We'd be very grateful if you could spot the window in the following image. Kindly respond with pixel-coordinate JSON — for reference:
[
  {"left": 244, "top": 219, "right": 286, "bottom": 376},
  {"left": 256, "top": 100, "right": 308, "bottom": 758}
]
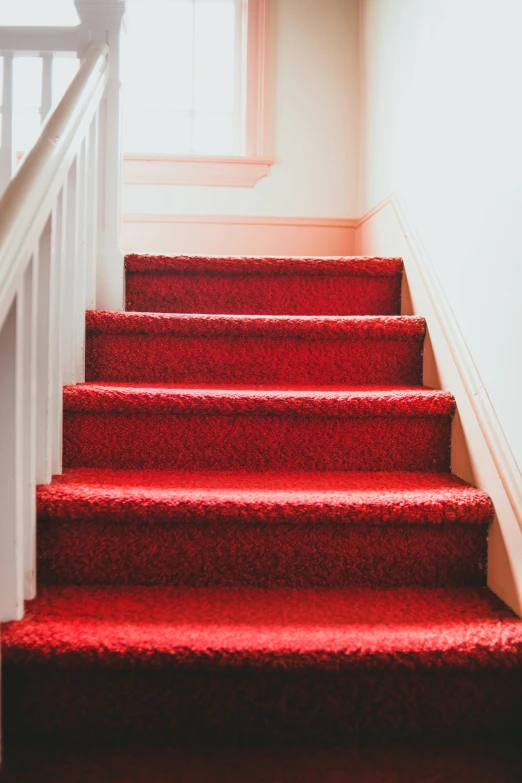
[
  {"left": 1, "top": 0, "right": 271, "bottom": 186},
  {"left": 121, "top": 0, "right": 272, "bottom": 186},
  {"left": 122, "top": 0, "right": 239, "bottom": 156}
]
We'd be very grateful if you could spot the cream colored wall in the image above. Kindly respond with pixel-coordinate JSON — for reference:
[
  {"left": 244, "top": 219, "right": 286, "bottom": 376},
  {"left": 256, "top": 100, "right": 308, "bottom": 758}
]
[
  {"left": 122, "top": 0, "right": 360, "bottom": 219},
  {"left": 359, "top": 0, "right": 522, "bottom": 470}
]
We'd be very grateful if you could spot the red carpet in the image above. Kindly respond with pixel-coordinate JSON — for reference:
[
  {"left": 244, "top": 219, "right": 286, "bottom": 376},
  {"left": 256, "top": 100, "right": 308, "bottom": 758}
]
[
  {"left": 86, "top": 312, "right": 425, "bottom": 385},
  {"left": 62, "top": 384, "right": 455, "bottom": 471},
  {"left": 125, "top": 254, "right": 404, "bottom": 315},
  {"left": 3, "top": 742, "right": 522, "bottom": 783},
  {"left": 2, "top": 252, "right": 522, "bottom": 745},
  {"left": 37, "top": 470, "right": 491, "bottom": 588},
  {"left": 4, "top": 587, "right": 522, "bottom": 741}
]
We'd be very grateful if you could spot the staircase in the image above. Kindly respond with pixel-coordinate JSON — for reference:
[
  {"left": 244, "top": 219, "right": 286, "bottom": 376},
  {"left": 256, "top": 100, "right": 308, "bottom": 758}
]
[{"left": 3, "top": 253, "right": 522, "bottom": 744}]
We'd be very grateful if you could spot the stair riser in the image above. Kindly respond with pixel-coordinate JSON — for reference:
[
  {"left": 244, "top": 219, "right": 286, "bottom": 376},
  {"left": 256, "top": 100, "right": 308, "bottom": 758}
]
[
  {"left": 63, "top": 412, "right": 452, "bottom": 472},
  {"left": 38, "top": 518, "right": 487, "bottom": 588},
  {"left": 126, "top": 274, "right": 402, "bottom": 316},
  {"left": 4, "top": 665, "right": 519, "bottom": 742},
  {"left": 86, "top": 333, "right": 423, "bottom": 385}
]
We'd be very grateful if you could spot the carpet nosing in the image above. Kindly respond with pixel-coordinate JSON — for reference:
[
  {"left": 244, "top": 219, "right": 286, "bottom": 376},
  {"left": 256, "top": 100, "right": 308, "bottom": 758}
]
[
  {"left": 86, "top": 311, "right": 426, "bottom": 340},
  {"left": 124, "top": 254, "right": 405, "bottom": 278},
  {"left": 62, "top": 386, "right": 456, "bottom": 419}
]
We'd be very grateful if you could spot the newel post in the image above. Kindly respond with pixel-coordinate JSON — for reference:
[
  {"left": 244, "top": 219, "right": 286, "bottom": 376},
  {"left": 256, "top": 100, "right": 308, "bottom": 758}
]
[{"left": 75, "top": 0, "right": 126, "bottom": 311}]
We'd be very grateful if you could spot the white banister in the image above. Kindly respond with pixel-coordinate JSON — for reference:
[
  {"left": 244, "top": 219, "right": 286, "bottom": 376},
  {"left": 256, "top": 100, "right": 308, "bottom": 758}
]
[
  {"left": 22, "top": 255, "right": 38, "bottom": 600},
  {"left": 85, "top": 111, "right": 99, "bottom": 309},
  {"left": 0, "top": 52, "right": 14, "bottom": 191},
  {"left": 0, "top": 0, "right": 126, "bottom": 307},
  {"left": 75, "top": 0, "right": 126, "bottom": 311},
  {"left": 73, "top": 140, "right": 87, "bottom": 382},
  {"left": 62, "top": 162, "right": 77, "bottom": 387},
  {"left": 35, "top": 218, "right": 53, "bottom": 486},
  {"left": 0, "top": 298, "right": 24, "bottom": 621},
  {"left": 0, "top": 27, "right": 79, "bottom": 54},
  {"left": 40, "top": 52, "right": 53, "bottom": 123},
  {"left": 0, "top": 41, "right": 110, "bottom": 622}
]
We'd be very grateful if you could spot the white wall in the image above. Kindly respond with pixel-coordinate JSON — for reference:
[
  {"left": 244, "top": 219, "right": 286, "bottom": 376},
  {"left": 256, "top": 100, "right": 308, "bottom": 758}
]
[
  {"left": 123, "top": 0, "right": 360, "bottom": 219},
  {"left": 360, "top": 0, "right": 522, "bottom": 470}
]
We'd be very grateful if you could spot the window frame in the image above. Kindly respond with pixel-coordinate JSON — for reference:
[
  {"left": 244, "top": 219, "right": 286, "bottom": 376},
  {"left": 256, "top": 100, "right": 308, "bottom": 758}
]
[{"left": 123, "top": 0, "right": 272, "bottom": 188}]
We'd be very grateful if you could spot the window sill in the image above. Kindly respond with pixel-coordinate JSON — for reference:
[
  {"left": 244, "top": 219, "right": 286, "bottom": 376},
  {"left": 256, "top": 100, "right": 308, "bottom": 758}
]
[{"left": 123, "top": 154, "right": 274, "bottom": 188}]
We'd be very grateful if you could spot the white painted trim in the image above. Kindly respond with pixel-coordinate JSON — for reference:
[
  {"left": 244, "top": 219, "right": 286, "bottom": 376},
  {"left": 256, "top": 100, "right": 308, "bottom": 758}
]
[
  {"left": 356, "top": 192, "right": 522, "bottom": 617},
  {"left": 76, "top": 0, "right": 126, "bottom": 311},
  {"left": 0, "top": 52, "right": 14, "bottom": 194},
  {"left": 122, "top": 213, "right": 358, "bottom": 228},
  {"left": 0, "top": 43, "right": 110, "bottom": 622},
  {"left": 0, "top": 45, "right": 108, "bottom": 316},
  {"left": 245, "top": 0, "right": 271, "bottom": 158},
  {"left": 123, "top": 155, "right": 274, "bottom": 187},
  {"left": 0, "top": 27, "right": 79, "bottom": 53},
  {"left": 121, "top": 213, "right": 357, "bottom": 256}
]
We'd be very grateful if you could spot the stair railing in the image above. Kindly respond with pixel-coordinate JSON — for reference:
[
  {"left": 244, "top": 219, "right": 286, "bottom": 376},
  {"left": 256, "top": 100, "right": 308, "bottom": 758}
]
[{"left": 0, "top": 2, "right": 125, "bottom": 622}]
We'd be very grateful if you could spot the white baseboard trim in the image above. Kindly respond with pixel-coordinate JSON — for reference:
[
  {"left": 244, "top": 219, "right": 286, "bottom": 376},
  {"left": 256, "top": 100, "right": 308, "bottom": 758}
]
[
  {"left": 121, "top": 214, "right": 358, "bottom": 257},
  {"left": 357, "top": 192, "right": 522, "bottom": 616}
]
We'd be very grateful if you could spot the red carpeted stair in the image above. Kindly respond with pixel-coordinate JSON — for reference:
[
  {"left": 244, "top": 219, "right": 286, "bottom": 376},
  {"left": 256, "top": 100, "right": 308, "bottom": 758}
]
[
  {"left": 125, "top": 254, "right": 404, "bottom": 315},
  {"left": 85, "top": 311, "right": 425, "bottom": 385},
  {"left": 37, "top": 469, "right": 490, "bottom": 588},
  {"left": 2, "top": 253, "right": 521, "bottom": 744}
]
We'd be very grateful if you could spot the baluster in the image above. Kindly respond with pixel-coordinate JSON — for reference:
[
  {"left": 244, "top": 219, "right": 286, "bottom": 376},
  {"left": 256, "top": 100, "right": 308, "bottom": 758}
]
[
  {"left": 85, "top": 111, "right": 99, "bottom": 309},
  {"left": 0, "top": 52, "right": 15, "bottom": 194},
  {"left": 73, "top": 142, "right": 87, "bottom": 382},
  {"left": 35, "top": 217, "right": 53, "bottom": 485},
  {"left": 22, "top": 254, "right": 38, "bottom": 600},
  {"left": 62, "top": 160, "right": 77, "bottom": 386},
  {"left": 49, "top": 189, "right": 65, "bottom": 474},
  {"left": 55, "top": 180, "right": 69, "bottom": 472},
  {"left": 0, "top": 296, "right": 24, "bottom": 621},
  {"left": 40, "top": 52, "right": 53, "bottom": 124}
]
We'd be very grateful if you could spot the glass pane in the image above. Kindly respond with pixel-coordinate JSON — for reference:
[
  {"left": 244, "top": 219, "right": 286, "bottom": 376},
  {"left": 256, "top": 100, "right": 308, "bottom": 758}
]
[
  {"left": 121, "top": 0, "right": 241, "bottom": 154},
  {"left": 13, "top": 111, "right": 41, "bottom": 152},
  {"left": 194, "top": 0, "right": 236, "bottom": 113},
  {"left": 123, "top": 108, "right": 191, "bottom": 154},
  {"left": 14, "top": 57, "right": 42, "bottom": 108},
  {"left": 122, "top": 0, "right": 194, "bottom": 111},
  {"left": 193, "top": 111, "right": 234, "bottom": 154},
  {"left": 0, "top": 58, "right": 3, "bottom": 105},
  {"left": 52, "top": 56, "right": 79, "bottom": 107}
]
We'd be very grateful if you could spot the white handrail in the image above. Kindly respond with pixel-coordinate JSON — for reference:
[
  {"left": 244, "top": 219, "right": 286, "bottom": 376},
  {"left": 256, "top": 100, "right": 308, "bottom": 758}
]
[
  {"left": 0, "top": 26, "right": 80, "bottom": 53},
  {"left": 0, "top": 0, "right": 127, "bottom": 309},
  {"left": 0, "top": 42, "right": 109, "bottom": 623},
  {"left": 0, "top": 1, "right": 126, "bottom": 626},
  {"left": 0, "top": 43, "right": 108, "bottom": 319}
]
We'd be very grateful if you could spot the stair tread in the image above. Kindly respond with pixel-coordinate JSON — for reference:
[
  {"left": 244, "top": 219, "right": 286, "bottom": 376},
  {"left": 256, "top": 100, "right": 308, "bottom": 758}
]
[
  {"left": 4, "top": 585, "right": 521, "bottom": 668},
  {"left": 125, "top": 254, "right": 404, "bottom": 277},
  {"left": 86, "top": 311, "right": 426, "bottom": 339},
  {"left": 38, "top": 468, "right": 493, "bottom": 526},
  {"left": 86, "top": 312, "right": 425, "bottom": 386},
  {"left": 64, "top": 383, "right": 456, "bottom": 417}
]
